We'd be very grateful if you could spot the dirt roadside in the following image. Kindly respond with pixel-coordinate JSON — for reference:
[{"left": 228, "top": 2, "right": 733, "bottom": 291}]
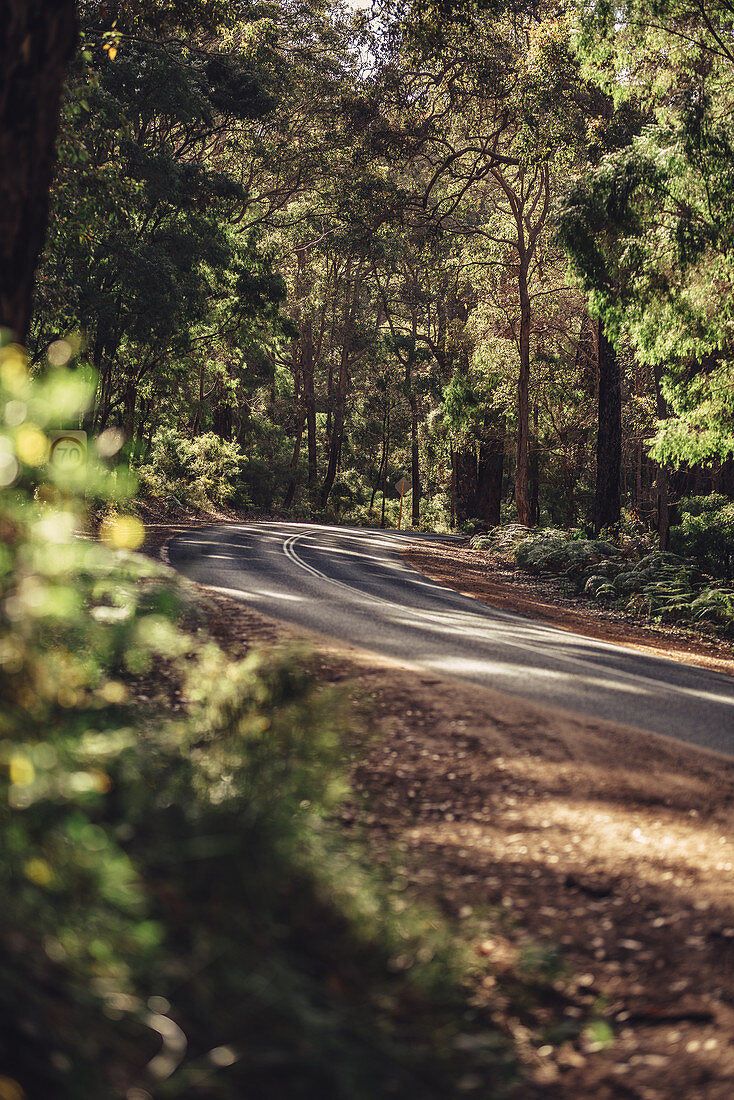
[{"left": 150, "top": 526, "right": 734, "bottom": 1099}]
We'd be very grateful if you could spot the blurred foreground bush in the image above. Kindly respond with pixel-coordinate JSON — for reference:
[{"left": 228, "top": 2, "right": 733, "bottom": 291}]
[{"left": 0, "top": 344, "right": 514, "bottom": 1098}]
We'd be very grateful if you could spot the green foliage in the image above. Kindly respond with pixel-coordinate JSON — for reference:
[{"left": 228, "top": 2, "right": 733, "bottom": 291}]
[
  {"left": 514, "top": 533, "right": 621, "bottom": 579},
  {"left": 138, "top": 428, "right": 246, "bottom": 510},
  {"left": 32, "top": 3, "right": 286, "bottom": 440},
  {"left": 470, "top": 524, "right": 533, "bottom": 558},
  {"left": 670, "top": 494, "right": 734, "bottom": 581},
  {"left": 561, "top": 0, "right": 734, "bottom": 466},
  {"left": 474, "top": 521, "right": 734, "bottom": 633}
]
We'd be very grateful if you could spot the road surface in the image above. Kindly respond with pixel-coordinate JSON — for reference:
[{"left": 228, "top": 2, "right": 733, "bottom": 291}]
[{"left": 168, "top": 522, "right": 734, "bottom": 754}]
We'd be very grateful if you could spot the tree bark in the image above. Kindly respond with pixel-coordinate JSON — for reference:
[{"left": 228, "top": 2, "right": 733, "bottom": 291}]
[
  {"left": 283, "top": 339, "right": 304, "bottom": 508},
  {"left": 410, "top": 391, "right": 421, "bottom": 526},
  {"left": 529, "top": 399, "right": 540, "bottom": 527},
  {"left": 453, "top": 448, "right": 478, "bottom": 524},
  {"left": 652, "top": 361, "right": 671, "bottom": 550},
  {"left": 212, "top": 388, "right": 233, "bottom": 440},
  {"left": 320, "top": 271, "right": 356, "bottom": 508},
  {"left": 295, "top": 319, "right": 317, "bottom": 491},
  {"left": 593, "top": 319, "right": 622, "bottom": 534},
  {"left": 370, "top": 405, "right": 389, "bottom": 516},
  {"left": 122, "top": 380, "right": 136, "bottom": 444},
  {"left": 514, "top": 267, "right": 531, "bottom": 524},
  {"left": 0, "top": 0, "right": 78, "bottom": 340},
  {"left": 476, "top": 414, "right": 505, "bottom": 527},
  {"left": 283, "top": 408, "right": 304, "bottom": 508}
]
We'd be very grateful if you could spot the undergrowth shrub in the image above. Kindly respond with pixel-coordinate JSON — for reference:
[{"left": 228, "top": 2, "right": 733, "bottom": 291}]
[
  {"left": 470, "top": 524, "right": 532, "bottom": 557},
  {"left": 138, "top": 427, "right": 245, "bottom": 510},
  {"left": 471, "top": 517, "right": 734, "bottom": 635},
  {"left": 671, "top": 494, "right": 734, "bottom": 581},
  {"left": 514, "top": 534, "right": 621, "bottom": 580},
  {"left": 1, "top": 344, "right": 517, "bottom": 1098}
]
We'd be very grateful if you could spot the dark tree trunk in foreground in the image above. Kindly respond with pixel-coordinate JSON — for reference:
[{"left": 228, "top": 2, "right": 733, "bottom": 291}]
[
  {"left": 0, "top": 0, "right": 78, "bottom": 340},
  {"left": 593, "top": 320, "right": 622, "bottom": 534}
]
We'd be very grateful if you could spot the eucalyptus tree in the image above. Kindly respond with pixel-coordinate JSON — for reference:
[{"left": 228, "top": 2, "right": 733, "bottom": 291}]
[
  {"left": 376, "top": 6, "right": 590, "bottom": 524},
  {"left": 31, "top": 0, "right": 291, "bottom": 448},
  {"left": 564, "top": 0, "right": 734, "bottom": 471}
]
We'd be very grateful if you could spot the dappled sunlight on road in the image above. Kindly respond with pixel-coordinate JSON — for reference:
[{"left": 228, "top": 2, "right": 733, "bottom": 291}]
[{"left": 168, "top": 523, "right": 734, "bottom": 751}]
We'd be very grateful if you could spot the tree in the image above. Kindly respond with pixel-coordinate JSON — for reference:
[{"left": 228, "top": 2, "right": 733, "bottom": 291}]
[
  {"left": 593, "top": 320, "right": 621, "bottom": 532},
  {"left": 0, "top": 0, "right": 78, "bottom": 340},
  {"left": 32, "top": 0, "right": 286, "bottom": 447},
  {"left": 378, "top": 10, "right": 589, "bottom": 524},
  {"left": 563, "top": 0, "right": 734, "bottom": 468}
]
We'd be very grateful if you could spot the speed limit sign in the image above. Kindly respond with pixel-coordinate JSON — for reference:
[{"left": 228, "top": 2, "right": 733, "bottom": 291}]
[{"left": 48, "top": 430, "right": 87, "bottom": 470}]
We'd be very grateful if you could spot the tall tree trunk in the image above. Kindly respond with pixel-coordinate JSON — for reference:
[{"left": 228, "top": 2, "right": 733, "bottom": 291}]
[
  {"left": 410, "top": 391, "right": 421, "bottom": 526},
  {"left": 380, "top": 404, "right": 391, "bottom": 528},
  {"left": 529, "top": 399, "right": 540, "bottom": 526},
  {"left": 320, "top": 272, "right": 356, "bottom": 508},
  {"left": 514, "top": 267, "right": 531, "bottom": 524},
  {"left": 283, "top": 409, "right": 304, "bottom": 509},
  {"left": 320, "top": 344, "right": 347, "bottom": 507},
  {"left": 0, "top": 0, "right": 78, "bottom": 339},
  {"left": 191, "top": 362, "right": 205, "bottom": 435},
  {"left": 652, "top": 361, "right": 671, "bottom": 550},
  {"left": 370, "top": 405, "right": 389, "bottom": 516},
  {"left": 122, "top": 380, "right": 136, "bottom": 444},
  {"left": 476, "top": 414, "right": 505, "bottom": 526},
  {"left": 212, "top": 388, "right": 233, "bottom": 440},
  {"left": 593, "top": 319, "right": 622, "bottom": 534},
  {"left": 283, "top": 341, "right": 304, "bottom": 509},
  {"left": 300, "top": 320, "right": 317, "bottom": 490},
  {"left": 635, "top": 439, "right": 643, "bottom": 516},
  {"left": 453, "top": 448, "right": 478, "bottom": 524},
  {"left": 136, "top": 398, "right": 149, "bottom": 447}
]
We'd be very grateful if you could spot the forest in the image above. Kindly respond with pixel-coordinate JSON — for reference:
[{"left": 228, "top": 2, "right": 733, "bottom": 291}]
[
  {"left": 2, "top": 0, "right": 734, "bottom": 1097},
  {"left": 8, "top": 0, "right": 734, "bottom": 541}
]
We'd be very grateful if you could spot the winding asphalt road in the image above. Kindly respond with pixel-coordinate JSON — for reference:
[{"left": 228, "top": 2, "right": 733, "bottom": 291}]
[{"left": 168, "top": 522, "right": 734, "bottom": 755}]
